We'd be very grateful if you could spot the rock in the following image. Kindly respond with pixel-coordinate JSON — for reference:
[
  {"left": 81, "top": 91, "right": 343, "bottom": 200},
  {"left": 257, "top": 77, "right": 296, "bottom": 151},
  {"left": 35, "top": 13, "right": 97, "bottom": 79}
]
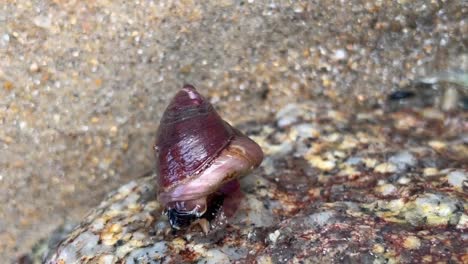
[{"left": 41, "top": 105, "right": 466, "bottom": 263}]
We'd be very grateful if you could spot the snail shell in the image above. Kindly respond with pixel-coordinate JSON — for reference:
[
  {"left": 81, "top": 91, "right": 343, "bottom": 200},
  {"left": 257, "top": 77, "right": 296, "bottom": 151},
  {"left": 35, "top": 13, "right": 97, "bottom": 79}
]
[{"left": 155, "top": 85, "right": 263, "bottom": 230}]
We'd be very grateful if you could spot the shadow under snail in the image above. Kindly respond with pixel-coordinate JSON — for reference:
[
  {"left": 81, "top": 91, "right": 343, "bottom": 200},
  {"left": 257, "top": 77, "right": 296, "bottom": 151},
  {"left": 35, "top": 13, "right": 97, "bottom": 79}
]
[{"left": 154, "top": 85, "right": 264, "bottom": 233}]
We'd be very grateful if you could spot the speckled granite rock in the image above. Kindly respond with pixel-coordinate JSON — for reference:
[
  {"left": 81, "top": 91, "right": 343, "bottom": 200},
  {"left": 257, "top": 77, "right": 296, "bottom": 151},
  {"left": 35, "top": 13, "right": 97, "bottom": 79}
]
[
  {"left": 42, "top": 103, "right": 467, "bottom": 263},
  {"left": 2, "top": 0, "right": 467, "bottom": 261}
]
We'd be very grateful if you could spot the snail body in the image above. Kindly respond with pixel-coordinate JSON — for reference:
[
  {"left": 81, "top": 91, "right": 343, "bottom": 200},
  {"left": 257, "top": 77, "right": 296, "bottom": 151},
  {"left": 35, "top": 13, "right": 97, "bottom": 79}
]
[{"left": 155, "top": 85, "right": 263, "bottom": 231}]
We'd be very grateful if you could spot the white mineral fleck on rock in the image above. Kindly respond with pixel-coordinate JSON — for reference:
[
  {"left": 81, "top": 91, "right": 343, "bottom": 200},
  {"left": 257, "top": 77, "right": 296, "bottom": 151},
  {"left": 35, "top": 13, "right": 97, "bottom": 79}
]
[
  {"left": 99, "top": 255, "right": 117, "bottom": 264},
  {"left": 456, "top": 214, "right": 468, "bottom": 230},
  {"left": 405, "top": 193, "right": 461, "bottom": 226},
  {"left": 262, "top": 157, "right": 276, "bottom": 175},
  {"left": 447, "top": 170, "right": 466, "bottom": 188},
  {"left": 305, "top": 211, "right": 335, "bottom": 227},
  {"left": 234, "top": 194, "right": 275, "bottom": 227},
  {"left": 90, "top": 217, "right": 106, "bottom": 232},
  {"left": 124, "top": 241, "right": 167, "bottom": 264},
  {"left": 345, "top": 156, "right": 362, "bottom": 165},
  {"left": 268, "top": 230, "right": 281, "bottom": 243},
  {"left": 397, "top": 176, "right": 411, "bottom": 185},
  {"left": 118, "top": 181, "right": 138, "bottom": 196},
  {"left": 387, "top": 198, "right": 405, "bottom": 212},
  {"left": 332, "top": 49, "right": 347, "bottom": 61},
  {"left": 124, "top": 193, "right": 140, "bottom": 204},
  {"left": 377, "top": 184, "right": 397, "bottom": 196},
  {"left": 75, "top": 232, "right": 100, "bottom": 256},
  {"left": 202, "top": 248, "right": 232, "bottom": 264},
  {"left": 1, "top": 34, "right": 9, "bottom": 45},
  {"left": 389, "top": 151, "right": 416, "bottom": 171},
  {"left": 292, "top": 123, "right": 320, "bottom": 139}
]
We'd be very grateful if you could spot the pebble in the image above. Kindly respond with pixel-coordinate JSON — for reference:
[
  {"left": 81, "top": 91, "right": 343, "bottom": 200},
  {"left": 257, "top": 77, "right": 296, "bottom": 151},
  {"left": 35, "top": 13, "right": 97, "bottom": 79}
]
[
  {"left": 29, "top": 63, "right": 39, "bottom": 73},
  {"left": 332, "top": 49, "right": 347, "bottom": 61}
]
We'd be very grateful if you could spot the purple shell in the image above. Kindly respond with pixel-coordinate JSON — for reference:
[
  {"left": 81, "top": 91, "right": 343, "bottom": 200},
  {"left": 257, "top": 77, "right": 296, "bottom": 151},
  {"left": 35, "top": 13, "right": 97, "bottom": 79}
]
[{"left": 155, "top": 85, "right": 235, "bottom": 190}]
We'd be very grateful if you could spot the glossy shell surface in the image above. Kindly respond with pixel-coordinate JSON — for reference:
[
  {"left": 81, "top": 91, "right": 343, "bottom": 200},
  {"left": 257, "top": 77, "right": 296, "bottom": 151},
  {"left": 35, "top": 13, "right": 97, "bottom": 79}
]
[{"left": 155, "top": 85, "right": 235, "bottom": 190}]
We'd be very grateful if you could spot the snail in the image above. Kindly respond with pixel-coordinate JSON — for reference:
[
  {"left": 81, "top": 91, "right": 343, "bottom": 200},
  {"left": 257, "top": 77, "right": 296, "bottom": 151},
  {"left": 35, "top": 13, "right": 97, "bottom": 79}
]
[{"left": 154, "top": 85, "right": 263, "bottom": 233}]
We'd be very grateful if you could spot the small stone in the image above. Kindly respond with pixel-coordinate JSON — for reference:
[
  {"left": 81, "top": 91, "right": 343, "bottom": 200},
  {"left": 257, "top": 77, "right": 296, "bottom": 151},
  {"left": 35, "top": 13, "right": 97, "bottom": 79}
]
[
  {"left": 332, "top": 49, "right": 347, "bottom": 61},
  {"left": 292, "top": 3, "right": 305, "bottom": 13},
  {"left": 1, "top": 34, "right": 10, "bottom": 45},
  {"left": 29, "top": 62, "right": 39, "bottom": 73}
]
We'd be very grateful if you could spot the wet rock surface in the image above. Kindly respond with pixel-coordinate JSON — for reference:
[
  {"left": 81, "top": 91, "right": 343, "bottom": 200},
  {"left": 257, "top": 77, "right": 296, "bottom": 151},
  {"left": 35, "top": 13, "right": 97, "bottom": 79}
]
[
  {"left": 42, "top": 103, "right": 467, "bottom": 263},
  {"left": 1, "top": 0, "right": 467, "bottom": 261}
]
